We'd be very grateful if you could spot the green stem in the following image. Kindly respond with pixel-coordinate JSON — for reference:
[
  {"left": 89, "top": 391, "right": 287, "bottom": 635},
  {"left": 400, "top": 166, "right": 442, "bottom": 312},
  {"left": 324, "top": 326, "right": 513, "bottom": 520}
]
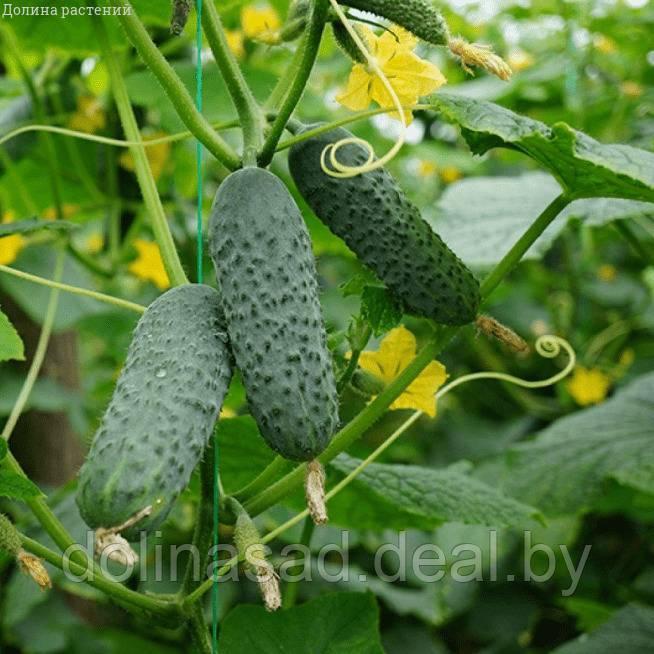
[
  {"left": 232, "top": 456, "right": 289, "bottom": 504},
  {"left": 107, "top": 0, "right": 240, "bottom": 170},
  {"left": 20, "top": 535, "right": 181, "bottom": 618},
  {"left": 283, "top": 516, "right": 314, "bottom": 609},
  {"left": 66, "top": 242, "right": 113, "bottom": 277},
  {"left": 480, "top": 194, "right": 571, "bottom": 298},
  {"left": 201, "top": 0, "right": 264, "bottom": 161},
  {"left": 0, "top": 264, "right": 146, "bottom": 314},
  {"left": 94, "top": 13, "right": 189, "bottom": 287},
  {"left": 188, "top": 604, "right": 212, "bottom": 654},
  {"left": 180, "top": 442, "right": 216, "bottom": 598},
  {"left": 1, "top": 250, "right": 64, "bottom": 443},
  {"left": 259, "top": 0, "right": 329, "bottom": 166}
]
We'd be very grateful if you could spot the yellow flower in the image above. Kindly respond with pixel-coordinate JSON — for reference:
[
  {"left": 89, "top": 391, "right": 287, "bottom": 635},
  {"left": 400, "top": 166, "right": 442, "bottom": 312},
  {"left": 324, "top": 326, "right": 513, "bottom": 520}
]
[
  {"left": 597, "top": 264, "right": 617, "bottom": 282},
  {"left": 128, "top": 239, "right": 170, "bottom": 290},
  {"left": 120, "top": 132, "right": 171, "bottom": 182},
  {"left": 567, "top": 367, "right": 611, "bottom": 406},
  {"left": 621, "top": 81, "right": 643, "bottom": 98},
  {"left": 593, "top": 34, "right": 617, "bottom": 54},
  {"left": 68, "top": 95, "right": 106, "bottom": 134},
  {"left": 417, "top": 160, "right": 438, "bottom": 177},
  {"left": 336, "top": 26, "right": 447, "bottom": 123},
  {"left": 86, "top": 233, "right": 104, "bottom": 254},
  {"left": 0, "top": 211, "right": 25, "bottom": 266},
  {"left": 507, "top": 49, "right": 534, "bottom": 73},
  {"left": 241, "top": 4, "right": 281, "bottom": 42},
  {"left": 619, "top": 349, "right": 635, "bottom": 368},
  {"left": 226, "top": 29, "right": 245, "bottom": 59},
  {"left": 357, "top": 326, "right": 447, "bottom": 417},
  {"left": 440, "top": 166, "right": 463, "bottom": 184},
  {"left": 42, "top": 204, "right": 79, "bottom": 221}
]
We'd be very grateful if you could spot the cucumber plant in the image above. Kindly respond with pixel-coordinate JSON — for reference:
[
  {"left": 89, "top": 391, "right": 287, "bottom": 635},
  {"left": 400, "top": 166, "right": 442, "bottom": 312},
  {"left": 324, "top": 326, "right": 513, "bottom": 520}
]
[{"left": 0, "top": 1, "right": 652, "bottom": 652}]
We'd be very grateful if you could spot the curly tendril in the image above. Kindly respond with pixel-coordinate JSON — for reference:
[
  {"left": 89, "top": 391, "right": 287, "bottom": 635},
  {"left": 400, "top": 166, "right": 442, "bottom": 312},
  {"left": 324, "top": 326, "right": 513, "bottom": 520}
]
[
  {"left": 322, "top": 0, "right": 407, "bottom": 178},
  {"left": 437, "top": 335, "right": 576, "bottom": 399}
]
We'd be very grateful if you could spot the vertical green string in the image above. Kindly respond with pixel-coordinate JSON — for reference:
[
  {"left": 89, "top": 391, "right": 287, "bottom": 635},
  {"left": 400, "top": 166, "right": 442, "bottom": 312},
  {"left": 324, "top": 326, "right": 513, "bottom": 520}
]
[{"left": 194, "top": 1, "right": 219, "bottom": 651}]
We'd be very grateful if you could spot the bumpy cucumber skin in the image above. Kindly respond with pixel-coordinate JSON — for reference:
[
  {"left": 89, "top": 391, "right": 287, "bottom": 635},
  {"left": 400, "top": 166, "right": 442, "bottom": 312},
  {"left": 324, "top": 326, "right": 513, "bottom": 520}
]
[
  {"left": 341, "top": 0, "right": 449, "bottom": 46},
  {"left": 332, "top": 22, "right": 367, "bottom": 63},
  {"left": 76, "top": 285, "right": 233, "bottom": 539},
  {"left": 209, "top": 168, "right": 338, "bottom": 462},
  {"left": 289, "top": 127, "right": 480, "bottom": 325}
]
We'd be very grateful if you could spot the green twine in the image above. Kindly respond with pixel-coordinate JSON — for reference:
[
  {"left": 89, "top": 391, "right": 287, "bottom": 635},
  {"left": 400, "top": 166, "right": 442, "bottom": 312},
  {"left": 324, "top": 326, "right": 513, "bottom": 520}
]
[{"left": 194, "top": 1, "right": 219, "bottom": 651}]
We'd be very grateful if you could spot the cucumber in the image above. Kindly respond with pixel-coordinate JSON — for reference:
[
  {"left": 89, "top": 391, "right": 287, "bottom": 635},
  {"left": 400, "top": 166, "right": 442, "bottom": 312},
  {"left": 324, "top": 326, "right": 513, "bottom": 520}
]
[
  {"left": 289, "top": 127, "right": 481, "bottom": 325},
  {"left": 209, "top": 168, "right": 338, "bottom": 462},
  {"left": 77, "top": 284, "right": 233, "bottom": 539},
  {"left": 340, "top": 0, "right": 449, "bottom": 46}
]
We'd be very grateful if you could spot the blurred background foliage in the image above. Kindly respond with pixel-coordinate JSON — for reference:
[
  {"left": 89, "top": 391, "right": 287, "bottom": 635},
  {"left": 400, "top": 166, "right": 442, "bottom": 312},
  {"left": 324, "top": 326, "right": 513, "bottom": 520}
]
[{"left": 1, "top": 0, "right": 653, "bottom": 652}]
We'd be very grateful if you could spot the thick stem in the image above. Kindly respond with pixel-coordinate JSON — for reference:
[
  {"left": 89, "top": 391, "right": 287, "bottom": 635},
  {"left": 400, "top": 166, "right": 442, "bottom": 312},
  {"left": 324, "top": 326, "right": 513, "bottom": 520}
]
[
  {"left": 107, "top": 0, "right": 239, "bottom": 169},
  {"left": 201, "top": 0, "right": 264, "bottom": 159},
  {"left": 233, "top": 456, "right": 289, "bottom": 504},
  {"left": 188, "top": 604, "right": 212, "bottom": 654},
  {"left": 258, "top": 0, "right": 329, "bottom": 166},
  {"left": 480, "top": 194, "right": 571, "bottom": 298},
  {"left": 20, "top": 535, "right": 181, "bottom": 618},
  {"left": 180, "top": 443, "right": 216, "bottom": 598},
  {"left": 93, "top": 13, "right": 189, "bottom": 287}
]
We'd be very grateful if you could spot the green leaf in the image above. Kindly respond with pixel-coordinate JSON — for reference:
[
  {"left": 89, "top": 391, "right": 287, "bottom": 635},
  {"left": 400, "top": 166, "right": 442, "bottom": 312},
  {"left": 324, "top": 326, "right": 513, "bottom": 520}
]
[
  {"left": 432, "top": 92, "right": 654, "bottom": 202},
  {"left": 0, "top": 470, "right": 42, "bottom": 501},
  {"left": 327, "top": 454, "right": 543, "bottom": 530},
  {"left": 0, "top": 308, "right": 24, "bottom": 362},
  {"left": 429, "top": 172, "right": 654, "bottom": 268},
  {"left": 220, "top": 592, "right": 384, "bottom": 654},
  {"left": 0, "top": 374, "right": 78, "bottom": 415},
  {"left": 0, "top": 219, "right": 78, "bottom": 237},
  {"left": 0, "top": 438, "right": 7, "bottom": 461},
  {"left": 552, "top": 604, "right": 654, "bottom": 654},
  {"left": 360, "top": 285, "right": 403, "bottom": 337},
  {"left": 498, "top": 372, "right": 654, "bottom": 516}
]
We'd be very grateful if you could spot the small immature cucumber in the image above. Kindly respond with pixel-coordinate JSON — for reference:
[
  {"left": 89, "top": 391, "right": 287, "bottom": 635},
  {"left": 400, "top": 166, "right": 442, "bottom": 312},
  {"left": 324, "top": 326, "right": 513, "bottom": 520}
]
[
  {"left": 209, "top": 168, "right": 338, "bottom": 462},
  {"left": 289, "top": 127, "right": 481, "bottom": 325},
  {"left": 340, "top": 0, "right": 450, "bottom": 46},
  {"left": 77, "top": 285, "right": 233, "bottom": 539}
]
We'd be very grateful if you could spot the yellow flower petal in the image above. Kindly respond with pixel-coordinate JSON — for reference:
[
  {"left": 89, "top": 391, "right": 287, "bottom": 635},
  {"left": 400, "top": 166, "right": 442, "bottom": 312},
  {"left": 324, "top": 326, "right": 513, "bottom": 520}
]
[
  {"left": 226, "top": 29, "right": 245, "bottom": 59},
  {"left": 128, "top": 239, "right": 170, "bottom": 290},
  {"left": 390, "top": 360, "right": 447, "bottom": 417},
  {"left": 566, "top": 367, "right": 611, "bottom": 407},
  {"left": 335, "top": 65, "right": 374, "bottom": 111},
  {"left": 337, "top": 25, "right": 446, "bottom": 122},
  {"left": 241, "top": 4, "right": 281, "bottom": 40},
  {"left": 358, "top": 326, "right": 448, "bottom": 416},
  {"left": 86, "top": 233, "right": 104, "bottom": 254},
  {"left": 68, "top": 95, "right": 106, "bottom": 134},
  {"left": 0, "top": 234, "right": 25, "bottom": 265}
]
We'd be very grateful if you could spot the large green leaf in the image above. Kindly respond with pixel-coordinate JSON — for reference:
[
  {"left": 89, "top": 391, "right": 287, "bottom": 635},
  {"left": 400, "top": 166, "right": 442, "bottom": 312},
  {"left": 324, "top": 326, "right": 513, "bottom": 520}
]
[
  {"left": 552, "top": 604, "right": 654, "bottom": 654},
  {"left": 429, "top": 172, "right": 654, "bottom": 268},
  {"left": 327, "top": 455, "right": 543, "bottom": 530},
  {"left": 0, "top": 308, "right": 24, "bottom": 362},
  {"left": 497, "top": 372, "right": 654, "bottom": 516},
  {"left": 432, "top": 92, "right": 654, "bottom": 202},
  {"left": 0, "top": 470, "right": 42, "bottom": 501},
  {"left": 219, "top": 592, "right": 384, "bottom": 654},
  {"left": 5, "top": 0, "right": 170, "bottom": 55}
]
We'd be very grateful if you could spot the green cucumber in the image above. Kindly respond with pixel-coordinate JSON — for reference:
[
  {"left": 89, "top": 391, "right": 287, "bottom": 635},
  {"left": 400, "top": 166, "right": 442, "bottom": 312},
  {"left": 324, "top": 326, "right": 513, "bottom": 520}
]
[
  {"left": 289, "top": 127, "right": 481, "bottom": 325},
  {"left": 340, "top": 0, "right": 449, "bottom": 46},
  {"left": 209, "top": 168, "right": 338, "bottom": 462},
  {"left": 77, "top": 284, "right": 233, "bottom": 539}
]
